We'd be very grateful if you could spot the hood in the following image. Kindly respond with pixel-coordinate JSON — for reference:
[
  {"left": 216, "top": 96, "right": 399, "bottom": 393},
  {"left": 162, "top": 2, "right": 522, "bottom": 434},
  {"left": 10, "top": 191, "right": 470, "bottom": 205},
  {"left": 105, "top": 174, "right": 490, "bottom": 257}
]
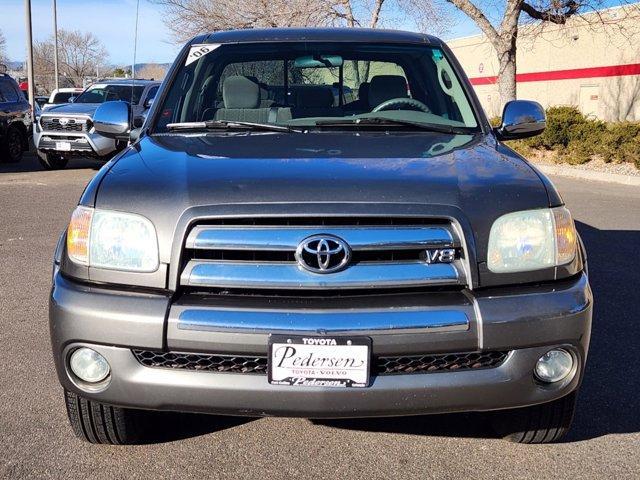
[
  {"left": 42, "top": 103, "right": 100, "bottom": 117},
  {"left": 94, "top": 132, "right": 551, "bottom": 263}
]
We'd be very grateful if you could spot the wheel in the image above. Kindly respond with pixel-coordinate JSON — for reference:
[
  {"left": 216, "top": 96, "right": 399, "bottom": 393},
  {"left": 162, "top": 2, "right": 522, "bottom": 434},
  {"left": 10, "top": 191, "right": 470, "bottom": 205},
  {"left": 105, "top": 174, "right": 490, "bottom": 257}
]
[
  {"left": 64, "top": 389, "right": 144, "bottom": 444},
  {"left": 37, "top": 151, "right": 69, "bottom": 170},
  {"left": 490, "top": 391, "right": 578, "bottom": 444},
  {"left": 1, "top": 126, "right": 24, "bottom": 163}
]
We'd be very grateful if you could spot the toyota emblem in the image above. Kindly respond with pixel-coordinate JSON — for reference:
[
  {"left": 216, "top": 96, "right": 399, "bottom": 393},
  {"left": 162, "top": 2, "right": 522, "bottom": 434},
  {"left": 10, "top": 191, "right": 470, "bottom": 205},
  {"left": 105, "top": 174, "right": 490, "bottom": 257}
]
[{"left": 295, "top": 235, "right": 351, "bottom": 274}]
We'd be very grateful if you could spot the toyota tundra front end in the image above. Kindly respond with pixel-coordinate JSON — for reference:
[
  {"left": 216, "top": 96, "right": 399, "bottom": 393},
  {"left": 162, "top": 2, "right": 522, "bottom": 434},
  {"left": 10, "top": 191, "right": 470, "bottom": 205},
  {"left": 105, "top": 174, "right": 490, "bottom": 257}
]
[{"left": 49, "top": 28, "right": 592, "bottom": 445}]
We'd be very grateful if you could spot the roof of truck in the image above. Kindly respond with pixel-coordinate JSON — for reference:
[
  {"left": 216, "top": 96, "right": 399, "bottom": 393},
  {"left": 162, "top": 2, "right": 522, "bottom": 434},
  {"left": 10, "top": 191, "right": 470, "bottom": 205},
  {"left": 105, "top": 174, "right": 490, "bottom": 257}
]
[
  {"left": 199, "top": 28, "right": 441, "bottom": 46},
  {"left": 90, "top": 79, "right": 160, "bottom": 85}
]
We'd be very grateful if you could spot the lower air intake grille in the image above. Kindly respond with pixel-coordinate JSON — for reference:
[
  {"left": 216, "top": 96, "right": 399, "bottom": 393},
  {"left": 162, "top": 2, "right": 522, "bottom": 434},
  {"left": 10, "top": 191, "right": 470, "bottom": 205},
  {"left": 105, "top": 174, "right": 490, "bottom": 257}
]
[
  {"left": 132, "top": 350, "right": 509, "bottom": 375},
  {"left": 376, "top": 351, "right": 509, "bottom": 374},
  {"left": 133, "top": 350, "right": 268, "bottom": 374}
]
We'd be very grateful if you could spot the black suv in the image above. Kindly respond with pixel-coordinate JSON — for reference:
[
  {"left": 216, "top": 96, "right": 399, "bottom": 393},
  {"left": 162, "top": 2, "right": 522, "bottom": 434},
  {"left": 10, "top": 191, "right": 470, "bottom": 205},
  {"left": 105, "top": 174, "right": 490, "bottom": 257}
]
[{"left": 0, "top": 68, "right": 30, "bottom": 163}]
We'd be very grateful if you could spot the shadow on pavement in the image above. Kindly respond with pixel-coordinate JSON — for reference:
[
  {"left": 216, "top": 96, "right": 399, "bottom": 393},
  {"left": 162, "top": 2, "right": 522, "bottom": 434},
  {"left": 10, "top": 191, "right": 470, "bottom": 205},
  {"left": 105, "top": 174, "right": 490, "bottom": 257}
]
[
  {"left": 564, "top": 221, "right": 640, "bottom": 441},
  {"left": 0, "top": 151, "right": 102, "bottom": 174},
  {"left": 135, "top": 411, "right": 255, "bottom": 444}
]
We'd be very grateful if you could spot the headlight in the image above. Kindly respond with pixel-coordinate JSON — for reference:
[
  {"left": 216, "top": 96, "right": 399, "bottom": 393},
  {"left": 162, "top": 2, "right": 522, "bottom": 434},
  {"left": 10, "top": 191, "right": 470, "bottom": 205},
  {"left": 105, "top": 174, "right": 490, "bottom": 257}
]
[
  {"left": 487, "top": 206, "right": 577, "bottom": 273},
  {"left": 67, "top": 206, "right": 159, "bottom": 272}
]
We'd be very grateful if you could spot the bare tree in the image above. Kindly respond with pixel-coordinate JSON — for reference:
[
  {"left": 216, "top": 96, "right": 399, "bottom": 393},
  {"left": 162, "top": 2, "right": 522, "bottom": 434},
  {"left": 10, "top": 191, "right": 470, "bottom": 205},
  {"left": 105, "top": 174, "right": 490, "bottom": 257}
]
[
  {"left": 137, "top": 63, "right": 168, "bottom": 80},
  {"left": 34, "top": 29, "right": 109, "bottom": 91},
  {"left": 444, "top": 0, "right": 640, "bottom": 105},
  {"left": 153, "top": 0, "right": 445, "bottom": 43}
]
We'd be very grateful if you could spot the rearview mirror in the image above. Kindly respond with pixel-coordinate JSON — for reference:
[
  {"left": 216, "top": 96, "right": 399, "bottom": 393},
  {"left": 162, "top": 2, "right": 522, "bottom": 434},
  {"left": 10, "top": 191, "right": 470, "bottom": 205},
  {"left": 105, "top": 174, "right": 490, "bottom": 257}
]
[
  {"left": 93, "top": 101, "right": 131, "bottom": 139},
  {"left": 294, "top": 55, "right": 343, "bottom": 69},
  {"left": 495, "top": 100, "right": 546, "bottom": 141}
]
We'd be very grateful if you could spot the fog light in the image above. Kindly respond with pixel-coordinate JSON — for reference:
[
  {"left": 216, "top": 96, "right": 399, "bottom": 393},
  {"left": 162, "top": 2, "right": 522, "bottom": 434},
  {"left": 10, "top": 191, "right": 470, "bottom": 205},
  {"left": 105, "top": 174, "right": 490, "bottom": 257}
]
[
  {"left": 535, "top": 349, "right": 573, "bottom": 383},
  {"left": 69, "top": 348, "right": 110, "bottom": 383}
]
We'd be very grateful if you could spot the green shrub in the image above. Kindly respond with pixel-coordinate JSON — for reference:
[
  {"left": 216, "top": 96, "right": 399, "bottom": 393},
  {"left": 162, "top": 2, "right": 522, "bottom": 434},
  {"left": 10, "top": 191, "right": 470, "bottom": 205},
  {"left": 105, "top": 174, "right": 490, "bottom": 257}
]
[
  {"left": 492, "top": 105, "right": 639, "bottom": 169},
  {"left": 537, "top": 106, "right": 588, "bottom": 149},
  {"left": 597, "top": 122, "right": 640, "bottom": 164},
  {"left": 488, "top": 116, "right": 501, "bottom": 128}
]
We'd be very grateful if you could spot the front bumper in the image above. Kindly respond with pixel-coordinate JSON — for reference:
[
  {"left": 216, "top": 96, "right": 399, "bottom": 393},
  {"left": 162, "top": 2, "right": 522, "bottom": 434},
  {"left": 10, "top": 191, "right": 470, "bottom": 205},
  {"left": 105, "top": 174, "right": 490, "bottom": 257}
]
[
  {"left": 50, "top": 272, "right": 592, "bottom": 418},
  {"left": 34, "top": 128, "right": 116, "bottom": 157}
]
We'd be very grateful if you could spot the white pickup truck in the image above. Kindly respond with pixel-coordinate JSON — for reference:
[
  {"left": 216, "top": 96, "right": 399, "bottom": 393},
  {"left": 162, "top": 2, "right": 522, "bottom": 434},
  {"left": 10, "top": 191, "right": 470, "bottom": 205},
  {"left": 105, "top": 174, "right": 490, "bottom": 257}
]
[{"left": 34, "top": 79, "right": 159, "bottom": 169}]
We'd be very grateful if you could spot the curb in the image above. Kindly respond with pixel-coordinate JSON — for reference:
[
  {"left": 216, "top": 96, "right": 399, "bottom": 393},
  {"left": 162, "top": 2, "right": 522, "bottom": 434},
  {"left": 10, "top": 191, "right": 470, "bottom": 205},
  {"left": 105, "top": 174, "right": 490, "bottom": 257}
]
[{"left": 533, "top": 163, "right": 640, "bottom": 186}]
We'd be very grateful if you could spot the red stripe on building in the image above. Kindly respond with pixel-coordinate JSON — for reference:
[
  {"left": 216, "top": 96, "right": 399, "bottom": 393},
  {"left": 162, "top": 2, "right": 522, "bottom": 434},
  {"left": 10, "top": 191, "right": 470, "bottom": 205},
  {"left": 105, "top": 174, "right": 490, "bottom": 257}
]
[{"left": 469, "top": 63, "right": 640, "bottom": 85}]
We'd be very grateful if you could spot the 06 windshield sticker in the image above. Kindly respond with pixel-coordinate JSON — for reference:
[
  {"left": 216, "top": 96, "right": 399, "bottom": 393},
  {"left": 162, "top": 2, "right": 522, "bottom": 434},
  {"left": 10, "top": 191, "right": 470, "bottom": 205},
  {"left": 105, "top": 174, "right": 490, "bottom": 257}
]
[{"left": 185, "top": 44, "right": 220, "bottom": 66}]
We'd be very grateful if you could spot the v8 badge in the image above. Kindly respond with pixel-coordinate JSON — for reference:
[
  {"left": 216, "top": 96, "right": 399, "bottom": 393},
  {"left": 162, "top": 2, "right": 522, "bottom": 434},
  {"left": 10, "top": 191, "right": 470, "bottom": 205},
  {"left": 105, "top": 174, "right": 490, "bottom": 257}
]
[{"left": 423, "top": 248, "right": 456, "bottom": 264}]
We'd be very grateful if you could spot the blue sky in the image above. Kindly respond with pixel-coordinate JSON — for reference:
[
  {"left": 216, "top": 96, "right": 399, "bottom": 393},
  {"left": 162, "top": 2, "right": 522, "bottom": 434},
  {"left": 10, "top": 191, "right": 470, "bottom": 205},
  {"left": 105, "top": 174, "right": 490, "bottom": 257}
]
[
  {"left": 0, "top": 0, "right": 629, "bottom": 65},
  {"left": 1, "top": 0, "right": 179, "bottom": 64}
]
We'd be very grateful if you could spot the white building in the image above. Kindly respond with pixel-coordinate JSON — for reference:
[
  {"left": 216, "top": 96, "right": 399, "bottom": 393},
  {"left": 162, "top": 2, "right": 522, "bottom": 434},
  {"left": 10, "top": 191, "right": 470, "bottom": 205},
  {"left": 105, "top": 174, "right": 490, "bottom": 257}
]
[{"left": 447, "top": 4, "right": 640, "bottom": 121}]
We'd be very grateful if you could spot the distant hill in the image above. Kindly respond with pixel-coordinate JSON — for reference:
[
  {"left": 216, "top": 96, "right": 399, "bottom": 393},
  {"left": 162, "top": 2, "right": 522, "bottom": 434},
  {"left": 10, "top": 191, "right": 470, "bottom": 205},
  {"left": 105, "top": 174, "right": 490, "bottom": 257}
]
[
  {"left": 134, "top": 63, "right": 172, "bottom": 71},
  {"left": 3, "top": 61, "right": 172, "bottom": 73},
  {"left": 3, "top": 61, "right": 24, "bottom": 70}
]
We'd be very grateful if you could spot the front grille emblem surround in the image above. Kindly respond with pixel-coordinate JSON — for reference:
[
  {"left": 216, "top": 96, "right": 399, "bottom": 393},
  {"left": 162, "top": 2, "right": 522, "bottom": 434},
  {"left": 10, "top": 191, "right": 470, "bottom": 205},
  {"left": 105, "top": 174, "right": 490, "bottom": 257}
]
[{"left": 295, "top": 234, "right": 352, "bottom": 274}]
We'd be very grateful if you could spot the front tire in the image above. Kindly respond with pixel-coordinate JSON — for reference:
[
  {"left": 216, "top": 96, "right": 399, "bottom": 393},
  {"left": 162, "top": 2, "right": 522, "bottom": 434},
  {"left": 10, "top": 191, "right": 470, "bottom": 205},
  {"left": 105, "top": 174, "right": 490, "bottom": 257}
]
[
  {"left": 1, "top": 126, "right": 24, "bottom": 163},
  {"left": 490, "top": 391, "right": 578, "bottom": 443},
  {"left": 64, "top": 389, "right": 144, "bottom": 444},
  {"left": 37, "top": 151, "right": 69, "bottom": 170}
]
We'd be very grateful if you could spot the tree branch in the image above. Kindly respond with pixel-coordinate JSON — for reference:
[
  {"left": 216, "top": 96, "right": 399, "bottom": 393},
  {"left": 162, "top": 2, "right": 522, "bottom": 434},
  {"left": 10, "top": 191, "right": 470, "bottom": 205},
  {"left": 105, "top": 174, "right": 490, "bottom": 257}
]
[
  {"left": 521, "top": 0, "right": 580, "bottom": 24},
  {"left": 445, "top": 0, "right": 501, "bottom": 47}
]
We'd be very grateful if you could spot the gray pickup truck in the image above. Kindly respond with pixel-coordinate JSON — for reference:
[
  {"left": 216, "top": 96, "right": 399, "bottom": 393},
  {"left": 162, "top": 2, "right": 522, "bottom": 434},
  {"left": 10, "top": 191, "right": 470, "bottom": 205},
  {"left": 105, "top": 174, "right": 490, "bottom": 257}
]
[
  {"left": 34, "top": 79, "right": 159, "bottom": 169},
  {"left": 50, "top": 28, "right": 592, "bottom": 445}
]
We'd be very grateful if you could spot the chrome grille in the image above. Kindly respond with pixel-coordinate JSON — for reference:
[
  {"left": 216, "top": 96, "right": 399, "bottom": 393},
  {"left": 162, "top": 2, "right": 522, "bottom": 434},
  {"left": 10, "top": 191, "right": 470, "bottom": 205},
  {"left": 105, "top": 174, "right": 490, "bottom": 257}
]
[
  {"left": 41, "top": 117, "right": 88, "bottom": 132},
  {"left": 180, "top": 218, "right": 466, "bottom": 291}
]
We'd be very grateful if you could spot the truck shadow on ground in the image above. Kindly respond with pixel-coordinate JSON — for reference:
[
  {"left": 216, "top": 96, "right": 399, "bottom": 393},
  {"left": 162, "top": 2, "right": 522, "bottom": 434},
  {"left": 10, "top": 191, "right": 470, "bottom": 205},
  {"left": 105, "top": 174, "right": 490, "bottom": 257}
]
[
  {"left": 135, "top": 220, "right": 639, "bottom": 443},
  {"left": 134, "top": 411, "right": 255, "bottom": 444},
  {"left": 0, "top": 152, "right": 102, "bottom": 173}
]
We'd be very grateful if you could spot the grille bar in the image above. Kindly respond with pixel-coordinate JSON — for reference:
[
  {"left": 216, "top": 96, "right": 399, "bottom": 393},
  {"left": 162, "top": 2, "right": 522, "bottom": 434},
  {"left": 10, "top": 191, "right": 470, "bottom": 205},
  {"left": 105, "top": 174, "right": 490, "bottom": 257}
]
[
  {"left": 181, "top": 260, "right": 461, "bottom": 289},
  {"left": 176, "top": 308, "right": 469, "bottom": 333},
  {"left": 179, "top": 218, "right": 466, "bottom": 290},
  {"left": 186, "top": 226, "right": 455, "bottom": 251},
  {"left": 132, "top": 350, "right": 510, "bottom": 375}
]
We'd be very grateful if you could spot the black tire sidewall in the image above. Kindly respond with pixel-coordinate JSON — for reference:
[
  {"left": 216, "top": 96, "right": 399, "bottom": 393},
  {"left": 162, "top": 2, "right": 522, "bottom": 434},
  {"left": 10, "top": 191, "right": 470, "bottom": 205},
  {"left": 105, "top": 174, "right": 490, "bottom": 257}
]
[
  {"left": 37, "top": 151, "right": 69, "bottom": 170},
  {"left": 2, "top": 127, "right": 24, "bottom": 163}
]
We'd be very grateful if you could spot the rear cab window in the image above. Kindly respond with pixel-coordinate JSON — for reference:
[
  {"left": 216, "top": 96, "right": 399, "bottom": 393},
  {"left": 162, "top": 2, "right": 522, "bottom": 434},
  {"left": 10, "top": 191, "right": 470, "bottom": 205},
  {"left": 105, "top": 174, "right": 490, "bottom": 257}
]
[{"left": 0, "top": 79, "right": 20, "bottom": 103}]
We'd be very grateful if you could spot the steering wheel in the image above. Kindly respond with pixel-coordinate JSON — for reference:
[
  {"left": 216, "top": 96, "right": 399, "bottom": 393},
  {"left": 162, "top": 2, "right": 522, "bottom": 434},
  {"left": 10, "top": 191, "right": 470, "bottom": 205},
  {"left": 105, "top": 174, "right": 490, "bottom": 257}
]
[{"left": 372, "top": 98, "right": 430, "bottom": 113}]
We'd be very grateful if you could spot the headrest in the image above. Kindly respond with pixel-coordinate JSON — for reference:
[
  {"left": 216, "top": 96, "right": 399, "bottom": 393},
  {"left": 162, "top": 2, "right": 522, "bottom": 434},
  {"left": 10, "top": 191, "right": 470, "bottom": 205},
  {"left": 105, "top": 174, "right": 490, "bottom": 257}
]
[
  {"left": 368, "top": 75, "right": 407, "bottom": 108},
  {"left": 296, "top": 87, "right": 335, "bottom": 108},
  {"left": 358, "top": 82, "right": 369, "bottom": 103},
  {"left": 223, "top": 76, "right": 260, "bottom": 109}
]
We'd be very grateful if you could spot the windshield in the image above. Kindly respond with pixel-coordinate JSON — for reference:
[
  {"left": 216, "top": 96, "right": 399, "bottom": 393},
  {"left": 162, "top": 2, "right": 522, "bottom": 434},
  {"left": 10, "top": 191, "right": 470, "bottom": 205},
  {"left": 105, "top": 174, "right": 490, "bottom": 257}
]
[
  {"left": 51, "top": 91, "right": 77, "bottom": 104},
  {"left": 74, "top": 84, "right": 145, "bottom": 104},
  {"left": 154, "top": 42, "right": 479, "bottom": 133}
]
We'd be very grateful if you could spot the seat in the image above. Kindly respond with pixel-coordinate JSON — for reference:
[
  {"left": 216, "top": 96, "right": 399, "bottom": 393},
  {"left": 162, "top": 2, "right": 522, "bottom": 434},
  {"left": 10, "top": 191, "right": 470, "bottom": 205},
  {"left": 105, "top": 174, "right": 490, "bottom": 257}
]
[
  {"left": 368, "top": 75, "right": 408, "bottom": 109},
  {"left": 290, "top": 86, "right": 342, "bottom": 118},
  {"left": 213, "top": 76, "right": 277, "bottom": 123},
  {"left": 345, "top": 82, "right": 370, "bottom": 113}
]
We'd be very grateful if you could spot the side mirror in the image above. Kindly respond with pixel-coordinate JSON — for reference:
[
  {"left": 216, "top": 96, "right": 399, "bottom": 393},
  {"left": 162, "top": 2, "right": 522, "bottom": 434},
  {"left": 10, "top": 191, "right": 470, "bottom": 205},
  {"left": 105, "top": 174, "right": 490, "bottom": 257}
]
[
  {"left": 495, "top": 100, "right": 546, "bottom": 141},
  {"left": 93, "top": 101, "right": 131, "bottom": 139},
  {"left": 144, "top": 97, "right": 154, "bottom": 109},
  {"left": 68, "top": 96, "right": 76, "bottom": 103}
]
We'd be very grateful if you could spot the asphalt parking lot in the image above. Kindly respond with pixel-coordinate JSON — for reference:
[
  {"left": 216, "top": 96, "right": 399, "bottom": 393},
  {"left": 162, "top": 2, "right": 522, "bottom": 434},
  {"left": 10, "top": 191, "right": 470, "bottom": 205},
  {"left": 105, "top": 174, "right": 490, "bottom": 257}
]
[{"left": 1, "top": 153, "right": 639, "bottom": 479}]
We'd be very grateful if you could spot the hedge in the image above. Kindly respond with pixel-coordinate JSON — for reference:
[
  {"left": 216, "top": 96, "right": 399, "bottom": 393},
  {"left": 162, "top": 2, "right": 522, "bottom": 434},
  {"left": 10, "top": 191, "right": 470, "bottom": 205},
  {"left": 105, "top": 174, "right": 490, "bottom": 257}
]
[{"left": 491, "top": 106, "right": 640, "bottom": 169}]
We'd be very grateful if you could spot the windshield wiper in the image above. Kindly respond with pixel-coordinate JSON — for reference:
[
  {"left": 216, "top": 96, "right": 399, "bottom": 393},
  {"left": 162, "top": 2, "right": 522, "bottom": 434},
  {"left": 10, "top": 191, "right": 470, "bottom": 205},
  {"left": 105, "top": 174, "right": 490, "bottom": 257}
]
[
  {"left": 314, "top": 117, "right": 471, "bottom": 134},
  {"left": 166, "top": 120, "right": 297, "bottom": 133}
]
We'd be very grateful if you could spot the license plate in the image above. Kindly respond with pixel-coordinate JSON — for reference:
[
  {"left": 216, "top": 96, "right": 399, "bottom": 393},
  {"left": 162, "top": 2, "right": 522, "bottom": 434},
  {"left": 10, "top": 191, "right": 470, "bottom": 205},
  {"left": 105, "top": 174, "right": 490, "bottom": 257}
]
[
  {"left": 268, "top": 335, "right": 371, "bottom": 388},
  {"left": 55, "top": 141, "right": 71, "bottom": 151}
]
